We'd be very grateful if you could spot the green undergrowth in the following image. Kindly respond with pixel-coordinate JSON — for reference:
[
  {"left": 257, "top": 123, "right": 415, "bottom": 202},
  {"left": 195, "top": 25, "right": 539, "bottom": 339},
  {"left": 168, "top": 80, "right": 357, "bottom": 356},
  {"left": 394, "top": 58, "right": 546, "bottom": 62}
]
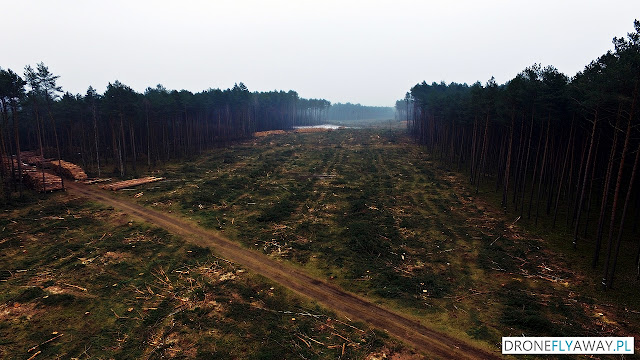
[{"left": 0, "top": 193, "right": 406, "bottom": 359}]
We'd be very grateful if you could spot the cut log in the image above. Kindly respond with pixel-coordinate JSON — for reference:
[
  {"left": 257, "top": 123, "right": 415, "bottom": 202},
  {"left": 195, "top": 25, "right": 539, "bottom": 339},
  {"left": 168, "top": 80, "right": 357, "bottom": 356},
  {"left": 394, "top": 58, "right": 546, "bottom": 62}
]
[{"left": 101, "top": 177, "right": 164, "bottom": 191}]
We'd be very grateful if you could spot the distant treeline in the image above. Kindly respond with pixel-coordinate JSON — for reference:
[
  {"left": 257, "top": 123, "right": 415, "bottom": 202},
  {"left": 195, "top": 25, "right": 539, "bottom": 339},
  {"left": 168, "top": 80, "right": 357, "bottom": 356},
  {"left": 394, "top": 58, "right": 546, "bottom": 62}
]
[
  {"left": 327, "top": 102, "right": 394, "bottom": 121},
  {"left": 399, "top": 20, "right": 640, "bottom": 289},
  {"left": 0, "top": 67, "right": 331, "bottom": 180}
]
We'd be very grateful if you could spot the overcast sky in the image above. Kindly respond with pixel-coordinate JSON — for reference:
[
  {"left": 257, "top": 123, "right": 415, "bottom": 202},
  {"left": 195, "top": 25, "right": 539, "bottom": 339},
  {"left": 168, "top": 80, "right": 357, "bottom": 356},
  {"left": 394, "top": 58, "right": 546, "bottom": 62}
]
[{"left": 2, "top": 0, "right": 639, "bottom": 106}]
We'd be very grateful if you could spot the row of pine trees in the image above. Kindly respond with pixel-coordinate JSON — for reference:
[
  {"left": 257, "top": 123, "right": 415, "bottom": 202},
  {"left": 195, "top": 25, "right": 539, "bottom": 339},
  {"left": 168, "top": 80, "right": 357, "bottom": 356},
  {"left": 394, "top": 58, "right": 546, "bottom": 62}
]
[
  {"left": 327, "top": 102, "right": 394, "bottom": 121},
  {"left": 0, "top": 65, "right": 331, "bottom": 185},
  {"left": 399, "top": 20, "right": 640, "bottom": 289}
]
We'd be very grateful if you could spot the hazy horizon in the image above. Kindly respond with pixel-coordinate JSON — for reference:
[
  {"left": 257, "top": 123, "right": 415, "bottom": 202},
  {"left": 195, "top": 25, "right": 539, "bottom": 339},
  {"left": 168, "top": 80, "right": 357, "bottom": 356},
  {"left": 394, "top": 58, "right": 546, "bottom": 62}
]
[{"left": 2, "top": 0, "right": 639, "bottom": 106}]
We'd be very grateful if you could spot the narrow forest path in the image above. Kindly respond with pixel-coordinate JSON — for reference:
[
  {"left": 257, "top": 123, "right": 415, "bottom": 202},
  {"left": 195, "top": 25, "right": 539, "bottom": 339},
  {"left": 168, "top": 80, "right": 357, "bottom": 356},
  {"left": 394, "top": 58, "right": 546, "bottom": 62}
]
[{"left": 66, "top": 182, "right": 501, "bottom": 360}]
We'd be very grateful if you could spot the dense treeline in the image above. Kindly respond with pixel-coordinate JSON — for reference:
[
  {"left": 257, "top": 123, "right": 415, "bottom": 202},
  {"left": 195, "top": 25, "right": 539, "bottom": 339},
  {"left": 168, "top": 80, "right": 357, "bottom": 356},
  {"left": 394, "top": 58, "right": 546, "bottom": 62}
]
[
  {"left": 327, "top": 102, "right": 394, "bottom": 121},
  {"left": 399, "top": 20, "right": 640, "bottom": 289},
  {"left": 0, "top": 67, "right": 331, "bottom": 183}
]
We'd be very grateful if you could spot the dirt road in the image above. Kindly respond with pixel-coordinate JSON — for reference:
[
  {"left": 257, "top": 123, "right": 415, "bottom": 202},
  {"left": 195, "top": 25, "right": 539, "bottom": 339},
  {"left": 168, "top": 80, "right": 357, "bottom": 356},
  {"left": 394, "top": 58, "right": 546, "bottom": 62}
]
[{"left": 67, "top": 182, "right": 501, "bottom": 359}]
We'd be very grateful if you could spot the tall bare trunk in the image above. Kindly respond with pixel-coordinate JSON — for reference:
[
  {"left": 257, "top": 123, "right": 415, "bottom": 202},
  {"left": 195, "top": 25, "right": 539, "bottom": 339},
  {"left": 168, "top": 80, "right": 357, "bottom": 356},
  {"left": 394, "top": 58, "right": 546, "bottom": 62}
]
[
  {"left": 46, "top": 105, "right": 64, "bottom": 190},
  {"left": 572, "top": 111, "right": 599, "bottom": 248},
  {"left": 534, "top": 116, "right": 551, "bottom": 225},
  {"left": 92, "top": 103, "right": 101, "bottom": 177},
  {"left": 603, "top": 80, "right": 638, "bottom": 286},
  {"left": 593, "top": 113, "right": 621, "bottom": 265},
  {"left": 605, "top": 141, "right": 640, "bottom": 289},
  {"left": 552, "top": 117, "right": 574, "bottom": 227},
  {"left": 519, "top": 112, "right": 535, "bottom": 217},
  {"left": 602, "top": 115, "right": 632, "bottom": 276},
  {"left": 527, "top": 119, "right": 544, "bottom": 218}
]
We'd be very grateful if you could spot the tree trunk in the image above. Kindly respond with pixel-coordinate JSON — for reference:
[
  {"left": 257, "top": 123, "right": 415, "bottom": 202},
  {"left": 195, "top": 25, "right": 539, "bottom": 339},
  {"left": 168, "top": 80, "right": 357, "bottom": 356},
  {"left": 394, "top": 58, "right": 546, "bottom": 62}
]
[
  {"left": 534, "top": 116, "right": 551, "bottom": 225},
  {"left": 572, "top": 111, "right": 599, "bottom": 248},
  {"left": 513, "top": 113, "right": 526, "bottom": 209},
  {"left": 519, "top": 112, "right": 535, "bottom": 217},
  {"left": 602, "top": 79, "right": 638, "bottom": 287},
  {"left": 583, "top": 134, "right": 600, "bottom": 236},
  {"left": 593, "top": 107, "right": 622, "bottom": 266},
  {"left": 10, "top": 100, "right": 22, "bottom": 195},
  {"left": 605, "top": 141, "right": 640, "bottom": 289},
  {"left": 476, "top": 113, "right": 490, "bottom": 193},
  {"left": 527, "top": 119, "right": 544, "bottom": 218},
  {"left": 92, "top": 103, "right": 101, "bottom": 177},
  {"left": 46, "top": 104, "right": 65, "bottom": 191},
  {"left": 602, "top": 115, "right": 632, "bottom": 277},
  {"left": 568, "top": 136, "right": 588, "bottom": 227}
]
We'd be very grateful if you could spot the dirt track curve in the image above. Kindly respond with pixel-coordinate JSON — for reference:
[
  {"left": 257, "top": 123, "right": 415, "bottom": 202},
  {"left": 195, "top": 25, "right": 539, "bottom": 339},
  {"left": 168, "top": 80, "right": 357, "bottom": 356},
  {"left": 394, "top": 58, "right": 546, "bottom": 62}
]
[{"left": 67, "top": 182, "right": 501, "bottom": 360}]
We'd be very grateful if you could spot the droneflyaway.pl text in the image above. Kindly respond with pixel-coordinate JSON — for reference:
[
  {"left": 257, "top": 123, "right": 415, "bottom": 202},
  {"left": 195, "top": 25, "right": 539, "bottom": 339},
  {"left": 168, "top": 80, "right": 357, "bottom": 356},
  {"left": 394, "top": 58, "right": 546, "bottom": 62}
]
[{"left": 502, "top": 337, "right": 635, "bottom": 354}]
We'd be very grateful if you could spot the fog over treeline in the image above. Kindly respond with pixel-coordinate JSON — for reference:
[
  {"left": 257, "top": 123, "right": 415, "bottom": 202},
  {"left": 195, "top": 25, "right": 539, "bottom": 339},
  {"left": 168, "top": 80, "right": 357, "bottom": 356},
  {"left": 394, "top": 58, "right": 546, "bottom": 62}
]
[{"left": 326, "top": 102, "right": 394, "bottom": 121}]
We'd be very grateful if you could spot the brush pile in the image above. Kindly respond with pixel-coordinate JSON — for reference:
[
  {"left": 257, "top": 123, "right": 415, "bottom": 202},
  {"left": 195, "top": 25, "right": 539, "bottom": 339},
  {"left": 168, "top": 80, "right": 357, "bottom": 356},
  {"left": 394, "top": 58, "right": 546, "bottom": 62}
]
[{"left": 101, "top": 176, "right": 164, "bottom": 191}]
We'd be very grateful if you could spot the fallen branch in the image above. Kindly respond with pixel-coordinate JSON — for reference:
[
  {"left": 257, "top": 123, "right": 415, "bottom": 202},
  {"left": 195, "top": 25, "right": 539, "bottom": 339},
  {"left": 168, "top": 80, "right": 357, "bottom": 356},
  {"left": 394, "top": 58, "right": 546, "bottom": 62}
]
[
  {"left": 425, "top": 248, "right": 454, "bottom": 255},
  {"left": 331, "top": 331, "right": 353, "bottom": 344},
  {"left": 111, "top": 309, "right": 129, "bottom": 319},
  {"left": 28, "top": 333, "right": 63, "bottom": 352},
  {"left": 27, "top": 351, "right": 41, "bottom": 360},
  {"left": 296, "top": 334, "right": 311, "bottom": 348},
  {"left": 63, "top": 283, "right": 87, "bottom": 292},
  {"left": 332, "top": 318, "right": 365, "bottom": 333},
  {"left": 303, "top": 334, "right": 325, "bottom": 346}
]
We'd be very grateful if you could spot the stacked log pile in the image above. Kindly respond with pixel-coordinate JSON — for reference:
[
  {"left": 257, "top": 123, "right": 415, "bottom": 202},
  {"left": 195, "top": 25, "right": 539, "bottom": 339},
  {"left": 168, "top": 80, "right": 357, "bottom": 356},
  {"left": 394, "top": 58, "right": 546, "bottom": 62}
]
[
  {"left": 23, "top": 169, "right": 63, "bottom": 192},
  {"left": 50, "top": 160, "right": 88, "bottom": 181},
  {"left": 21, "top": 151, "right": 49, "bottom": 167},
  {"left": 254, "top": 130, "right": 287, "bottom": 137},
  {"left": 101, "top": 177, "right": 164, "bottom": 191},
  {"left": 1, "top": 152, "right": 76, "bottom": 193},
  {"left": 293, "top": 127, "right": 332, "bottom": 134},
  {"left": 1, "top": 156, "right": 18, "bottom": 174}
]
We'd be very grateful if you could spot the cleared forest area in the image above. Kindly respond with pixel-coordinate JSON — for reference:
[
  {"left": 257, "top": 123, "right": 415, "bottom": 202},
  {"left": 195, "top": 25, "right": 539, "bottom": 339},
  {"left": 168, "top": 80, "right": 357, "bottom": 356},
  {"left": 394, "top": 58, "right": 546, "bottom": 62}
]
[
  {"left": 0, "top": 191, "right": 409, "bottom": 359},
  {"left": 1, "top": 18, "right": 638, "bottom": 360},
  {"left": 110, "top": 128, "right": 640, "bottom": 355}
]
